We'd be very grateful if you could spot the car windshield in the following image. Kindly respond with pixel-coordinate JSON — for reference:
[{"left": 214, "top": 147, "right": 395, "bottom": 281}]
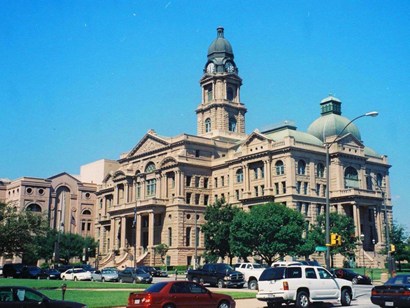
[
  {"left": 103, "top": 270, "right": 116, "bottom": 274},
  {"left": 214, "top": 264, "right": 234, "bottom": 272},
  {"left": 259, "top": 267, "right": 285, "bottom": 281},
  {"left": 136, "top": 268, "right": 147, "bottom": 274},
  {"left": 146, "top": 282, "right": 167, "bottom": 292}
]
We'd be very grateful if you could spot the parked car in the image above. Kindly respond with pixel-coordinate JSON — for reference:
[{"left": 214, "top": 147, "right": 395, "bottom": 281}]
[
  {"left": 296, "top": 260, "right": 321, "bottom": 266},
  {"left": 118, "top": 267, "right": 152, "bottom": 284},
  {"left": 91, "top": 268, "right": 119, "bottom": 282},
  {"left": 186, "top": 263, "right": 245, "bottom": 288},
  {"left": 154, "top": 267, "right": 168, "bottom": 277},
  {"left": 371, "top": 274, "right": 410, "bottom": 307},
  {"left": 60, "top": 268, "right": 92, "bottom": 281},
  {"left": 2, "top": 263, "right": 24, "bottom": 278},
  {"left": 235, "top": 263, "right": 266, "bottom": 290},
  {"left": 0, "top": 286, "right": 86, "bottom": 307},
  {"left": 138, "top": 266, "right": 161, "bottom": 277},
  {"left": 257, "top": 265, "right": 354, "bottom": 308},
  {"left": 20, "top": 266, "right": 49, "bottom": 279},
  {"left": 271, "top": 261, "right": 302, "bottom": 267},
  {"left": 332, "top": 268, "right": 372, "bottom": 285},
  {"left": 41, "top": 268, "right": 61, "bottom": 280},
  {"left": 127, "top": 281, "right": 236, "bottom": 308}
]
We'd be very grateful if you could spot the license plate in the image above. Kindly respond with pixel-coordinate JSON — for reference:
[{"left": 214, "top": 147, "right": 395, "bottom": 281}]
[
  {"left": 134, "top": 299, "right": 140, "bottom": 304},
  {"left": 385, "top": 302, "right": 393, "bottom": 307}
]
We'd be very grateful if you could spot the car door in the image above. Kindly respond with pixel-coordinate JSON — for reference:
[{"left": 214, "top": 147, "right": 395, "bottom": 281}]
[
  {"left": 316, "top": 268, "right": 339, "bottom": 298},
  {"left": 304, "top": 267, "right": 321, "bottom": 300}
]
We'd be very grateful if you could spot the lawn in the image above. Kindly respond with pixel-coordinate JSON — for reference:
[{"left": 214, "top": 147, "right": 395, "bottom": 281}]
[{"left": 0, "top": 278, "right": 256, "bottom": 307}]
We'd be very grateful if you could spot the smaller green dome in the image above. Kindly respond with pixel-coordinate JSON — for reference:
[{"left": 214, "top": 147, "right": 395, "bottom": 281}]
[{"left": 207, "top": 27, "right": 233, "bottom": 60}]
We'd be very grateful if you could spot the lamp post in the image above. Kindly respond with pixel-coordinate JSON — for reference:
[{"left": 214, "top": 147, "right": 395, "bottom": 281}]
[
  {"left": 372, "top": 238, "right": 376, "bottom": 258},
  {"left": 361, "top": 233, "right": 366, "bottom": 276},
  {"left": 324, "top": 111, "right": 378, "bottom": 270}
]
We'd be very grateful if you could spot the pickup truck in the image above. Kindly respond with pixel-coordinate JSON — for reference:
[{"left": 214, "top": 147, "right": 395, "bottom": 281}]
[
  {"left": 235, "top": 262, "right": 266, "bottom": 290},
  {"left": 186, "top": 263, "right": 245, "bottom": 288}
]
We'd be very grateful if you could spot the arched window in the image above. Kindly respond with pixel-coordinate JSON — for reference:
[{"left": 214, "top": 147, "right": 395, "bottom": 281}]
[
  {"left": 236, "top": 169, "right": 244, "bottom": 183},
  {"left": 344, "top": 167, "right": 359, "bottom": 188},
  {"left": 82, "top": 209, "right": 91, "bottom": 215},
  {"left": 297, "top": 160, "right": 306, "bottom": 175},
  {"left": 26, "top": 203, "right": 42, "bottom": 212},
  {"left": 316, "top": 163, "right": 325, "bottom": 178},
  {"left": 275, "top": 160, "right": 285, "bottom": 175},
  {"left": 145, "top": 162, "right": 156, "bottom": 173},
  {"left": 376, "top": 173, "right": 383, "bottom": 188},
  {"left": 227, "top": 87, "right": 234, "bottom": 101},
  {"left": 229, "top": 117, "right": 237, "bottom": 132},
  {"left": 205, "top": 118, "right": 211, "bottom": 133}
]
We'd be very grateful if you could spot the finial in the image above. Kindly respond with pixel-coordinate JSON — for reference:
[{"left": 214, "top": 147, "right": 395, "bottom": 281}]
[{"left": 217, "top": 26, "right": 224, "bottom": 38}]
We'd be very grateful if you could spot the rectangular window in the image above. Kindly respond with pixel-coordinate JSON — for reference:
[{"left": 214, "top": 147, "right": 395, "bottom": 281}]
[
  {"left": 304, "top": 182, "right": 308, "bottom": 195},
  {"left": 221, "top": 176, "right": 225, "bottom": 187},
  {"left": 146, "top": 179, "right": 156, "bottom": 196},
  {"left": 214, "top": 177, "right": 218, "bottom": 188},
  {"left": 254, "top": 186, "right": 259, "bottom": 197},
  {"left": 304, "top": 203, "right": 309, "bottom": 216},
  {"left": 261, "top": 185, "right": 265, "bottom": 196},
  {"left": 204, "top": 178, "right": 209, "bottom": 188},
  {"left": 254, "top": 168, "right": 258, "bottom": 179},
  {"left": 195, "top": 150, "right": 200, "bottom": 157},
  {"left": 186, "top": 193, "right": 192, "bottom": 204},
  {"left": 221, "top": 193, "right": 225, "bottom": 202},
  {"left": 282, "top": 181, "right": 286, "bottom": 194},
  {"left": 296, "top": 181, "right": 301, "bottom": 194},
  {"left": 195, "top": 194, "right": 200, "bottom": 205},
  {"left": 204, "top": 195, "right": 209, "bottom": 205},
  {"left": 195, "top": 176, "right": 200, "bottom": 188},
  {"left": 316, "top": 184, "right": 320, "bottom": 196},
  {"left": 227, "top": 175, "right": 229, "bottom": 185},
  {"left": 186, "top": 227, "right": 191, "bottom": 246},
  {"left": 186, "top": 176, "right": 192, "bottom": 187},
  {"left": 235, "top": 189, "right": 240, "bottom": 200},
  {"left": 136, "top": 183, "right": 141, "bottom": 199},
  {"left": 261, "top": 167, "right": 265, "bottom": 179},
  {"left": 296, "top": 202, "right": 302, "bottom": 212},
  {"left": 322, "top": 185, "right": 326, "bottom": 197},
  {"left": 317, "top": 205, "right": 322, "bottom": 216},
  {"left": 275, "top": 183, "right": 279, "bottom": 195}
]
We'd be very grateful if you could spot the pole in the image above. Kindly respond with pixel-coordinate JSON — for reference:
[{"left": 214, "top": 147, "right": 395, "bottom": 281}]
[
  {"left": 194, "top": 210, "right": 198, "bottom": 269},
  {"left": 383, "top": 192, "right": 392, "bottom": 277},
  {"left": 323, "top": 111, "right": 378, "bottom": 270}
]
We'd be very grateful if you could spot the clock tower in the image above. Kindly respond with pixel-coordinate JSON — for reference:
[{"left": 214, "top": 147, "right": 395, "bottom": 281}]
[{"left": 196, "top": 27, "right": 247, "bottom": 140}]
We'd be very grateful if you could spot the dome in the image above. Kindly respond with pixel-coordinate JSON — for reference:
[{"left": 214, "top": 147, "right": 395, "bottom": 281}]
[
  {"left": 207, "top": 27, "right": 234, "bottom": 60},
  {"left": 307, "top": 95, "right": 361, "bottom": 142},
  {"left": 262, "top": 122, "right": 323, "bottom": 146},
  {"left": 307, "top": 113, "right": 361, "bottom": 142}
]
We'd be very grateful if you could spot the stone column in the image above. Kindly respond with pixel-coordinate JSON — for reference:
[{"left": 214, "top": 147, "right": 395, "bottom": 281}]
[
  {"left": 136, "top": 214, "right": 142, "bottom": 254},
  {"left": 120, "top": 216, "right": 127, "bottom": 253},
  {"left": 243, "top": 164, "right": 250, "bottom": 197},
  {"left": 156, "top": 173, "right": 161, "bottom": 199},
  {"left": 264, "top": 159, "right": 273, "bottom": 194},
  {"left": 148, "top": 212, "right": 155, "bottom": 248}
]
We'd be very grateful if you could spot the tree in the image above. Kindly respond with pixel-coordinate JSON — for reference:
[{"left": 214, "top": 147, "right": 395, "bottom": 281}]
[
  {"left": 0, "top": 202, "right": 49, "bottom": 260},
  {"left": 389, "top": 222, "right": 410, "bottom": 270},
  {"left": 154, "top": 243, "right": 169, "bottom": 267},
  {"left": 309, "top": 212, "right": 357, "bottom": 267},
  {"left": 230, "top": 203, "right": 305, "bottom": 264},
  {"left": 202, "top": 199, "right": 240, "bottom": 264}
]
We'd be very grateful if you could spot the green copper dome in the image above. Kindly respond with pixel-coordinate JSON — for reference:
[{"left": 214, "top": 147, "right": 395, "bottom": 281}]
[
  {"left": 307, "top": 95, "right": 361, "bottom": 142},
  {"left": 207, "top": 27, "right": 233, "bottom": 59}
]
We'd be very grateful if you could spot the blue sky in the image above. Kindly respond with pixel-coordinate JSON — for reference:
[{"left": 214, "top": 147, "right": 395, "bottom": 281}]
[{"left": 1, "top": 1, "right": 409, "bottom": 230}]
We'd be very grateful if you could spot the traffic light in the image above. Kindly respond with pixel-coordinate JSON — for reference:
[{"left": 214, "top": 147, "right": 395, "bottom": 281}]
[
  {"left": 335, "top": 234, "right": 342, "bottom": 246},
  {"left": 390, "top": 244, "right": 396, "bottom": 253},
  {"left": 331, "top": 233, "right": 337, "bottom": 246}
]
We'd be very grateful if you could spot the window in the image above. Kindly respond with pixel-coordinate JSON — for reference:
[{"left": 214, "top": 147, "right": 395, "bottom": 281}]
[
  {"left": 344, "top": 167, "right": 359, "bottom": 188},
  {"left": 146, "top": 179, "right": 156, "bottom": 196},
  {"left": 254, "top": 168, "right": 259, "bottom": 179},
  {"left": 195, "top": 150, "right": 200, "bottom": 157},
  {"left": 282, "top": 181, "right": 286, "bottom": 194},
  {"left": 186, "top": 193, "right": 192, "bottom": 204},
  {"left": 195, "top": 227, "right": 200, "bottom": 247},
  {"left": 235, "top": 189, "right": 240, "bottom": 200},
  {"left": 204, "top": 195, "right": 209, "bottom": 205},
  {"left": 316, "top": 184, "right": 320, "bottom": 196},
  {"left": 236, "top": 169, "right": 244, "bottom": 183},
  {"left": 207, "top": 87, "right": 213, "bottom": 102},
  {"left": 136, "top": 183, "right": 141, "bottom": 199},
  {"left": 229, "top": 117, "right": 237, "bottom": 132},
  {"left": 261, "top": 168, "right": 265, "bottom": 179},
  {"left": 305, "top": 268, "right": 317, "bottom": 279},
  {"left": 145, "top": 162, "right": 156, "bottom": 173},
  {"left": 168, "top": 227, "right": 172, "bottom": 246},
  {"left": 26, "top": 203, "right": 42, "bottom": 212},
  {"left": 317, "top": 205, "right": 322, "bottom": 216},
  {"left": 195, "top": 194, "right": 200, "bottom": 205},
  {"left": 261, "top": 185, "right": 265, "bottom": 196},
  {"left": 296, "top": 202, "right": 302, "bottom": 212},
  {"left": 214, "top": 177, "right": 218, "bottom": 188},
  {"left": 317, "top": 163, "right": 325, "bottom": 178},
  {"left": 296, "top": 181, "right": 301, "bottom": 194},
  {"left": 297, "top": 160, "right": 306, "bottom": 175},
  {"left": 303, "top": 182, "right": 308, "bottom": 195},
  {"left": 227, "top": 87, "right": 234, "bottom": 100},
  {"left": 205, "top": 118, "right": 211, "bottom": 133},
  {"left": 317, "top": 268, "right": 332, "bottom": 279},
  {"left": 275, "top": 183, "right": 279, "bottom": 194},
  {"left": 366, "top": 175, "right": 373, "bottom": 190},
  {"left": 254, "top": 186, "right": 259, "bottom": 197},
  {"left": 204, "top": 178, "right": 209, "bottom": 188},
  {"left": 376, "top": 173, "right": 383, "bottom": 188},
  {"left": 195, "top": 177, "right": 200, "bottom": 187},
  {"left": 275, "top": 160, "right": 284, "bottom": 175},
  {"left": 221, "top": 176, "right": 225, "bottom": 186},
  {"left": 186, "top": 176, "right": 192, "bottom": 187},
  {"left": 185, "top": 227, "right": 191, "bottom": 246},
  {"left": 285, "top": 267, "right": 302, "bottom": 278}
]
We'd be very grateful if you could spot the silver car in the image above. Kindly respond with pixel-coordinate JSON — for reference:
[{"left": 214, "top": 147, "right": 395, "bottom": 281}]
[{"left": 91, "top": 268, "right": 119, "bottom": 282}]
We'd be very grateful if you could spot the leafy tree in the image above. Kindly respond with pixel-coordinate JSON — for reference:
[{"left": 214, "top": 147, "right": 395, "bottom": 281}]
[
  {"left": 0, "top": 202, "right": 48, "bottom": 260},
  {"left": 309, "top": 212, "right": 357, "bottom": 267},
  {"left": 154, "top": 243, "right": 169, "bottom": 267},
  {"left": 202, "top": 199, "right": 240, "bottom": 264},
  {"left": 230, "top": 203, "right": 305, "bottom": 264},
  {"left": 389, "top": 222, "right": 410, "bottom": 270}
]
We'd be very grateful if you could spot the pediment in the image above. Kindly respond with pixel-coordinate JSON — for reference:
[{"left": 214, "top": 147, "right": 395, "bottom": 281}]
[
  {"left": 127, "top": 133, "right": 170, "bottom": 158},
  {"left": 243, "top": 131, "right": 269, "bottom": 147},
  {"left": 337, "top": 133, "right": 364, "bottom": 147}
]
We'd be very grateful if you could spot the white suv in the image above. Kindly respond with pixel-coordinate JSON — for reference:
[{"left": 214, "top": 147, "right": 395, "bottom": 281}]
[
  {"left": 257, "top": 265, "right": 354, "bottom": 308},
  {"left": 61, "top": 268, "right": 92, "bottom": 281}
]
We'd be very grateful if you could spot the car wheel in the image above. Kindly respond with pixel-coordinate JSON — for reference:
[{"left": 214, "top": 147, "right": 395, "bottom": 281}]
[
  {"left": 192, "top": 277, "right": 199, "bottom": 283},
  {"left": 217, "top": 279, "right": 224, "bottom": 289},
  {"left": 217, "top": 300, "right": 231, "bottom": 308},
  {"left": 296, "top": 290, "right": 310, "bottom": 308},
  {"left": 340, "top": 289, "right": 352, "bottom": 306},
  {"left": 352, "top": 277, "right": 358, "bottom": 285},
  {"left": 248, "top": 279, "right": 258, "bottom": 290}
]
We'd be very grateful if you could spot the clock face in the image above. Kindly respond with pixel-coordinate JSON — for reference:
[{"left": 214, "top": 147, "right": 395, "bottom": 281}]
[
  {"left": 206, "top": 63, "right": 215, "bottom": 73},
  {"left": 225, "top": 62, "right": 235, "bottom": 73}
]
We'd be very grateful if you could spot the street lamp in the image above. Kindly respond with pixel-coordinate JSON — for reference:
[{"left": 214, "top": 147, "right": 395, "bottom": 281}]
[
  {"left": 372, "top": 238, "right": 376, "bottom": 258},
  {"left": 361, "top": 233, "right": 366, "bottom": 276},
  {"left": 325, "top": 111, "right": 378, "bottom": 270}
]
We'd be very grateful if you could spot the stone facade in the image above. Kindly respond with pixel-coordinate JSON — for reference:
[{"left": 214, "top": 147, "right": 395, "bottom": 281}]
[{"left": 95, "top": 27, "right": 392, "bottom": 268}]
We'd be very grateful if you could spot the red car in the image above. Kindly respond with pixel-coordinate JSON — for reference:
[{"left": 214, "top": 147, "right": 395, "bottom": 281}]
[{"left": 127, "top": 281, "right": 236, "bottom": 308}]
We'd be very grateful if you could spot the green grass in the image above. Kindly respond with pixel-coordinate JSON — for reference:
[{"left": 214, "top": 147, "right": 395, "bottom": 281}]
[{"left": 0, "top": 278, "right": 256, "bottom": 307}]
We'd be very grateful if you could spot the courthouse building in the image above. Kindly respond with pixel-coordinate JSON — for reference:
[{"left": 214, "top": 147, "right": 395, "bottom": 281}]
[{"left": 94, "top": 27, "right": 392, "bottom": 268}]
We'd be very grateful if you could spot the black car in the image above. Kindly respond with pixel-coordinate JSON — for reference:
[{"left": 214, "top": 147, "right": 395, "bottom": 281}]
[
  {"left": 41, "top": 268, "right": 62, "bottom": 280},
  {"left": 138, "top": 266, "right": 161, "bottom": 277},
  {"left": 371, "top": 274, "right": 410, "bottom": 307},
  {"left": 2, "top": 263, "right": 24, "bottom": 278},
  {"left": 332, "top": 268, "right": 372, "bottom": 285},
  {"left": 20, "top": 266, "right": 48, "bottom": 279},
  {"left": 0, "top": 286, "right": 86, "bottom": 307}
]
